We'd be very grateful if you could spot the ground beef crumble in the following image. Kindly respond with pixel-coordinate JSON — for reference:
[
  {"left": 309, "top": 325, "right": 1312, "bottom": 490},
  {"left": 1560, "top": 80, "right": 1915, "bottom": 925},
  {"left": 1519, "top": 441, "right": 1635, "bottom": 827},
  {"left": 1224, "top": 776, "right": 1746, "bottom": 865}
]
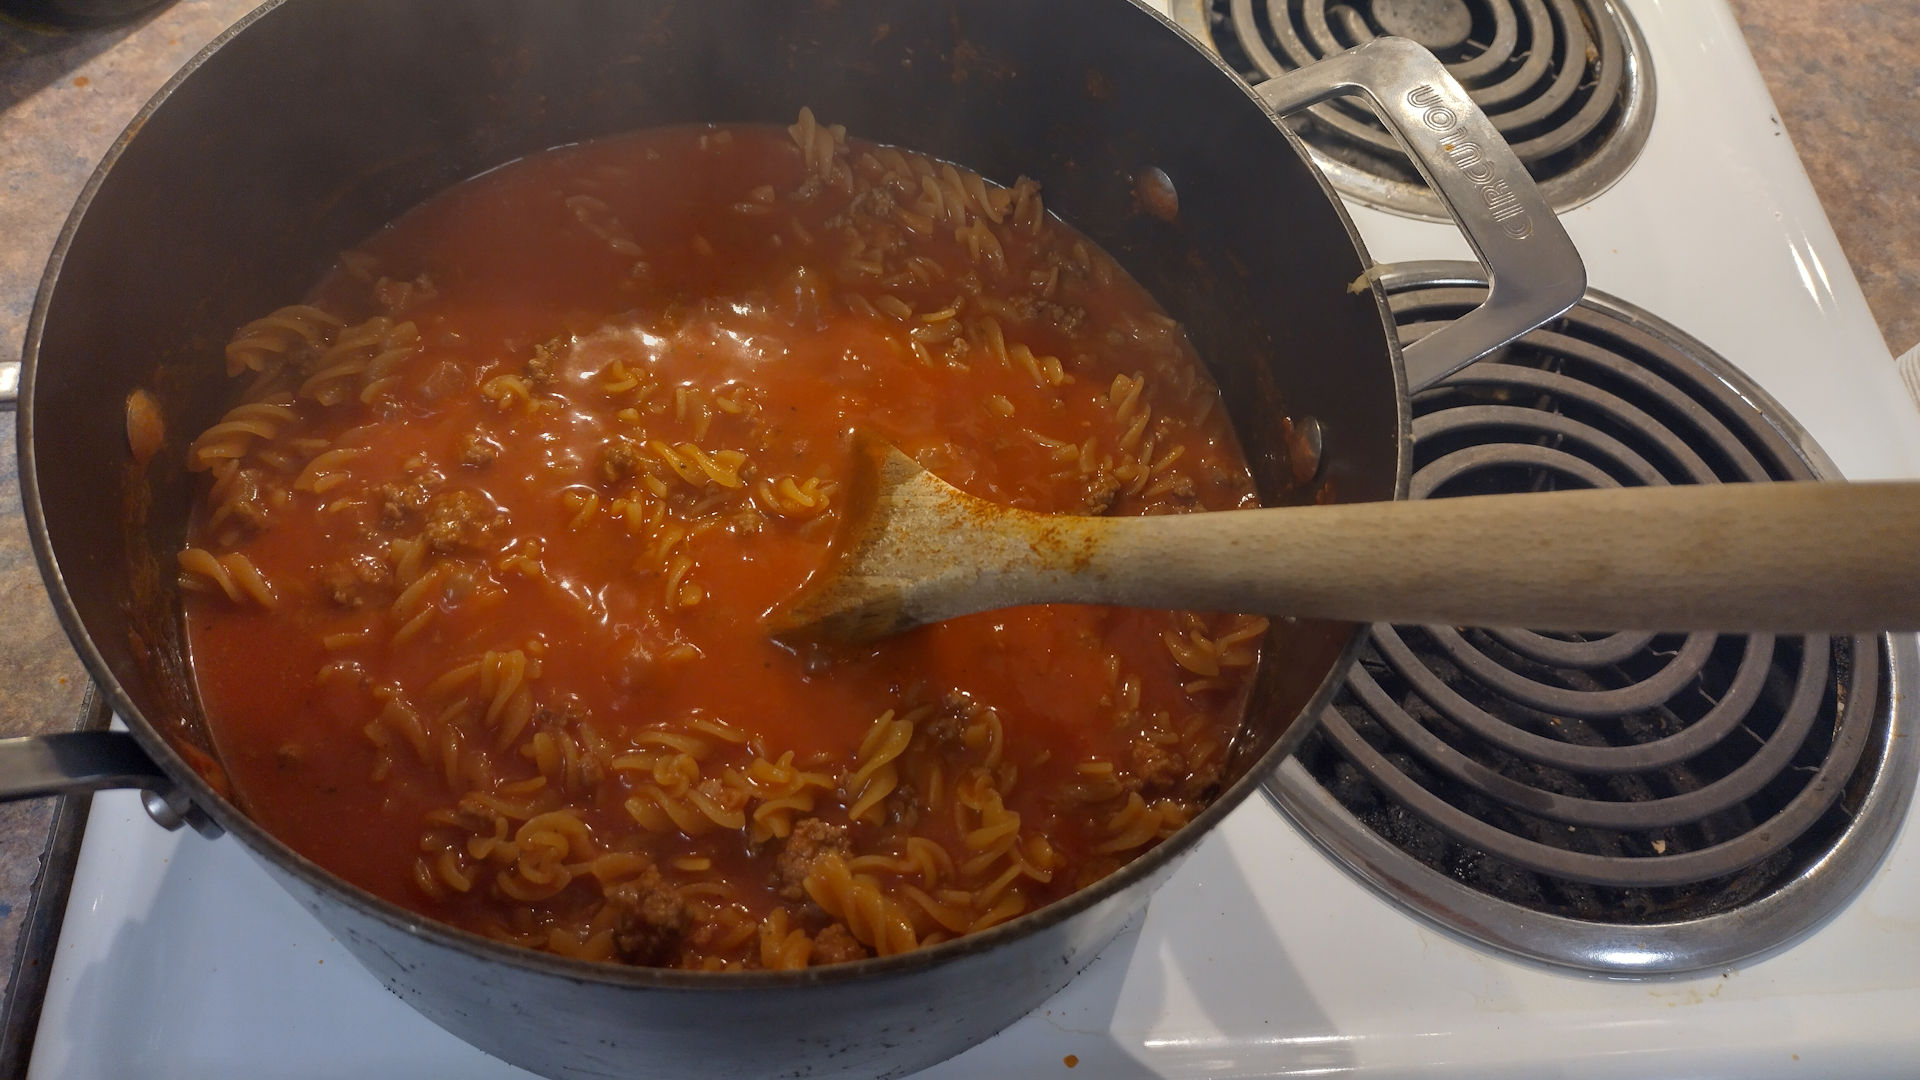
[
  {"left": 423, "top": 489, "right": 501, "bottom": 552},
  {"left": 884, "top": 783, "right": 920, "bottom": 828},
  {"left": 838, "top": 184, "right": 897, "bottom": 225},
  {"left": 772, "top": 818, "right": 849, "bottom": 901},
  {"left": 606, "top": 867, "right": 690, "bottom": 965},
  {"left": 922, "top": 692, "right": 974, "bottom": 746},
  {"left": 1080, "top": 472, "right": 1122, "bottom": 516},
  {"left": 810, "top": 922, "right": 869, "bottom": 965},
  {"left": 1039, "top": 300, "right": 1086, "bottom": 337},
  {"left": 321, "top": 553, "right": 394, "bottom": 608},
  {"left": 990, "top": 292, "right": 1087, "bottom": 337},
  {"left": 220, "top": 467, "right": 278, "bottom": 531},
  {"left": 525, "top": 337, "right": 566, "bottom": 385},
  {"left": 1129, "top": 737, "right": 1185, "bottom": 793},
  {"left": 600, "top": 438, "right": 643, "bottom": 483},
  {"left": 377, "top": 467, "right": 443, "bottom": 529},
  {"left": 456, "top": 433, "right": 499, "bottom": 468}
]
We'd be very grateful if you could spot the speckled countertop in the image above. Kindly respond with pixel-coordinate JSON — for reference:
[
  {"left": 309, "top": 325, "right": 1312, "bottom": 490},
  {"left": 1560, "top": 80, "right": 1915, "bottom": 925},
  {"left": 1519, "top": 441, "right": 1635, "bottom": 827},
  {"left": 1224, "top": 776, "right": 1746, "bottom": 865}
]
[
  {"left": 0, "top": 0, "right": 1913, "bottom": 1068},
  {"left": 1727, "top": 0, "right": 1920, "bottom": 357}
]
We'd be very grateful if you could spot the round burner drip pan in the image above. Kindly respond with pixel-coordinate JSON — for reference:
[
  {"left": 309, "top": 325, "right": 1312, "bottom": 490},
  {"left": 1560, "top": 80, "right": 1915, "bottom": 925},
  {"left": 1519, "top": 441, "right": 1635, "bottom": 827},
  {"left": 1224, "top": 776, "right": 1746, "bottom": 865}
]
[
  {"left": 1171, "top": 0, "right": 1656, "bottom": 218},
  {"left": 1261, "top": 263, "right": 1920, "bottom": 974}
]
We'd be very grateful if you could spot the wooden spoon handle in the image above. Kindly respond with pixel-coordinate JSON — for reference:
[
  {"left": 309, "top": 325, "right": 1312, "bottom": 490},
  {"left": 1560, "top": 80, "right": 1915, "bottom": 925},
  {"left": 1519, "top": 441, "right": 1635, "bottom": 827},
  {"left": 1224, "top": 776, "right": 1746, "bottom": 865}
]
[{"left": 988, "top": 481, "right": 1920, "bottom": 632}]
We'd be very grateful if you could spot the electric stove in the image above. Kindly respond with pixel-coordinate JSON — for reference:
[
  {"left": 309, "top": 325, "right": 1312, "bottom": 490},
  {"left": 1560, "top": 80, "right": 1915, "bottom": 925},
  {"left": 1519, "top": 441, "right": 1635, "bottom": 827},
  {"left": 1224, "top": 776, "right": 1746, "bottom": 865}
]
[{"left": 28, "top": 1, "right": 1920, "bottom": 1076}]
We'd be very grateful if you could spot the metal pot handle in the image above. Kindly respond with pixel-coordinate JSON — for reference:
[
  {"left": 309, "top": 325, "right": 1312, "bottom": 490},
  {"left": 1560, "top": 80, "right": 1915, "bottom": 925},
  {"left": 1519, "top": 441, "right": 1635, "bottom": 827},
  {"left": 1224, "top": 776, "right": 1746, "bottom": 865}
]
[
  {"left": 0, "top": 730, "right": 222, "bottom": 837},
  {"left": 1253, "top": 37, "right": 1586, "bottom": 391}
]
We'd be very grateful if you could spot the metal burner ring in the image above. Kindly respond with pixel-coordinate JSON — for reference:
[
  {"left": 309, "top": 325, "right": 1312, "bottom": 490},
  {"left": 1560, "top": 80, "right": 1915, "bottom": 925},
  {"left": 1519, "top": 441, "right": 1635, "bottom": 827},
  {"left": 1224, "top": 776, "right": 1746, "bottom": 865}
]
[{"left": 1259, "top": 263, "right": 1920, "bottom": 973}]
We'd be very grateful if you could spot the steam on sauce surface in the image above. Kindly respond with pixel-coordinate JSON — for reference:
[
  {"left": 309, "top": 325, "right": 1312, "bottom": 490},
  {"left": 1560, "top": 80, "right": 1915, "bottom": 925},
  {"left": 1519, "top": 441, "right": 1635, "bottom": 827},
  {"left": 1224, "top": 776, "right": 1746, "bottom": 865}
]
[{"left": 180, "top": 113, "right": 1266, "bottom": 968}]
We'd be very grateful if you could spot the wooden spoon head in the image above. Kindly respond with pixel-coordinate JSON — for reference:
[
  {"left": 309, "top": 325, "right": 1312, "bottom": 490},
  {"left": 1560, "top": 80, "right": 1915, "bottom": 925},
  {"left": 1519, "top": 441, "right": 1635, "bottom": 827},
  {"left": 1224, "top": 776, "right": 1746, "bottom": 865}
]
[{"left": 764, "top": 431, "right": 951, "bottom": 647}]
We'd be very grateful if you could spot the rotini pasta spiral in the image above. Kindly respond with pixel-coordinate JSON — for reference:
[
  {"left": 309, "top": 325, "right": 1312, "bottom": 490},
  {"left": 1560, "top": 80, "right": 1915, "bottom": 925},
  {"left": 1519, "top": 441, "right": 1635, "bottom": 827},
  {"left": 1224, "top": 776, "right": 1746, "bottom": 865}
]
[{"left": 176, "top": 547, "right": 276, "bottom": 607}]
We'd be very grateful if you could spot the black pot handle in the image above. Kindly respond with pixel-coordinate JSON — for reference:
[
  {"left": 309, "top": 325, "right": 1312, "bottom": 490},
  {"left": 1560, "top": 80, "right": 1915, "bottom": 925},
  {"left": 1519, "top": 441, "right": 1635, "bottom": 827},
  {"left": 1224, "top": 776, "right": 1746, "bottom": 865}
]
[
  {"left": 0, "top": 731, "right": 223, "bottom": 837},
  {"left": 1254, "top": 37, "right": 1587, "bottom": 391}
]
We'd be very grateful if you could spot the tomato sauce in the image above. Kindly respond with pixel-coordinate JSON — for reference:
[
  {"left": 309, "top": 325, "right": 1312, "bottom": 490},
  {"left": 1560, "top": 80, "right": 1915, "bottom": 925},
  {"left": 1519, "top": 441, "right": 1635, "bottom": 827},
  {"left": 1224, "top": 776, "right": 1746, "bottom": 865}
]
[{"left": 182, "top": 118, "right": 1264, "bottom": 967}]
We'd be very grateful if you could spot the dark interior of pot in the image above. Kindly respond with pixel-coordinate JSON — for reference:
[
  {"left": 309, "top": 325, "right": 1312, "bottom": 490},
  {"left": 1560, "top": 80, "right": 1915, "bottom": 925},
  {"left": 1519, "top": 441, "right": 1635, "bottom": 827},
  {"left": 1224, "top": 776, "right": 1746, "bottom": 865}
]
[{"left": 27, "top": 0, "right": 1400, "bottom": 829}]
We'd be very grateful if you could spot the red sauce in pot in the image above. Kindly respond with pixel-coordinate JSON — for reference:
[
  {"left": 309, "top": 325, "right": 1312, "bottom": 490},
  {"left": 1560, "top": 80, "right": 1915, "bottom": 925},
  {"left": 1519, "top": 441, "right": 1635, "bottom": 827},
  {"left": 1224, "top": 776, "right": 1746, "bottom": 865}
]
[{"left": 180, "top": 117, "right": 1264, "bottom": 968}]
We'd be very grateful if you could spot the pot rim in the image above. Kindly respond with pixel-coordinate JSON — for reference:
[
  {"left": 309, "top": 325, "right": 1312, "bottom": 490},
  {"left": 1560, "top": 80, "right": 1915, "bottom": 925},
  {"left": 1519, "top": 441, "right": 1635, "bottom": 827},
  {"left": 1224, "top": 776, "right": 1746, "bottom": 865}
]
[{"left": 18, "top": 0, "right": 1413, "bottom": 992}]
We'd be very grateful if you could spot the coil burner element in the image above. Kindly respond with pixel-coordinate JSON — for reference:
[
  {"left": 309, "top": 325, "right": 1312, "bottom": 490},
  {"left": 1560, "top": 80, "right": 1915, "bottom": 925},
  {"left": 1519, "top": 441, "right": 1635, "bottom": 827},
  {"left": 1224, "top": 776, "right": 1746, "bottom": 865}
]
[
  {"left": 1175, "top": 0, "right": 1655, "bottom": 218},
  {"left": 1263, "top": 263, "right": 1919, "bottom": 973}
]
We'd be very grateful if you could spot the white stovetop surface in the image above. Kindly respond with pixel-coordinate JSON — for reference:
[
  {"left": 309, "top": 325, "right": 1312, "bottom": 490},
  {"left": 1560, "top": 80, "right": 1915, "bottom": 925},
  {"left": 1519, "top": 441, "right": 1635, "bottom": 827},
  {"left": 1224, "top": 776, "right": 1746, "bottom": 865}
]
[
  {"left": 29, "top": 1, "right": 1920, "bottom": 1077},
  {"left": 31, "top": 780, "right": 1920, "bottom": 1080}
]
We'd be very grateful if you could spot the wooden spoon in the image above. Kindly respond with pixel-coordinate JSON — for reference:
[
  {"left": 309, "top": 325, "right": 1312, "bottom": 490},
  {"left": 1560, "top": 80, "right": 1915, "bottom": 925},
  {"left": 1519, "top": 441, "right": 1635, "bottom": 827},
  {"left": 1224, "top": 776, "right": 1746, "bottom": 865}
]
[{"left": 767, "top": 433, "right": 1920, "bottom": 646}]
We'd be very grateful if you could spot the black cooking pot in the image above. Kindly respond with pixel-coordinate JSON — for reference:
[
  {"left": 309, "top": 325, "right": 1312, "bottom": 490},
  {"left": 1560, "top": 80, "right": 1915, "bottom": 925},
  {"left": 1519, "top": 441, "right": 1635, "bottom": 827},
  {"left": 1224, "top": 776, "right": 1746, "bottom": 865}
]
[
  {"left": 0, "top": 0, "right": 172, "bottom": 29},
  {"left": 8, "top": 1, "right": 1582, "bottom": 1076}
]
